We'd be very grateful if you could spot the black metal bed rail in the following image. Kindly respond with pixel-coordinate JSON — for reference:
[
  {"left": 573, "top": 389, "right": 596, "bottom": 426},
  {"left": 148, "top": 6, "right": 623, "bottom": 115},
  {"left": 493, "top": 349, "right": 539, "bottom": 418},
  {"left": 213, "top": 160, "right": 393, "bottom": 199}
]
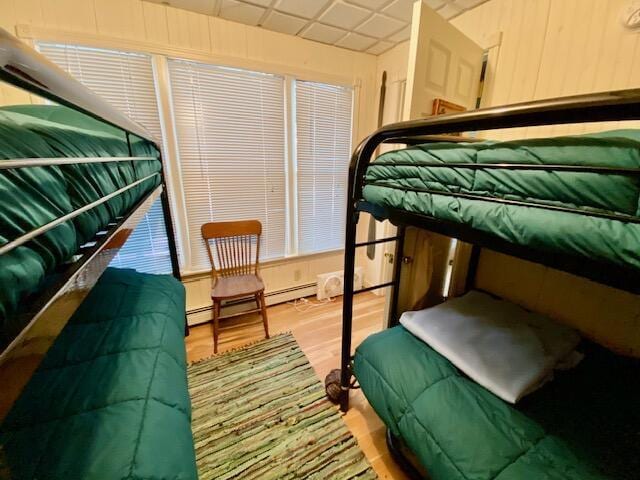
[
  {"left": 355, "top": 235, "right": 402, "bottom": 248},
  {"left": 0, "top": 173, "right": 160, "bottom": 257},
  {"left": 0, "top": 156, "right": 157, "bottom": 169},
  {"left": 337, "top": 87, "right": 640, "bottom": 413}
]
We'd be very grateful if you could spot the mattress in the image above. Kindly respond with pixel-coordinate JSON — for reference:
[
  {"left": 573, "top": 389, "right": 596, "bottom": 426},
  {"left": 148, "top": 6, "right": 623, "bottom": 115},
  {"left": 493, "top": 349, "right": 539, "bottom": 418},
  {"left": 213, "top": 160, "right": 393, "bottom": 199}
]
[
  {"left": 363, "top": 130, "right": 640, "bottom": 271},
  {"left": 354, "top": 326, "right": 638, "bottom": 480},
  {"left": 0, "top": 106, "right": 161, "bottom": 345},
  {"left": 0, "top": 268, "right": 197, "bottom": 480}
]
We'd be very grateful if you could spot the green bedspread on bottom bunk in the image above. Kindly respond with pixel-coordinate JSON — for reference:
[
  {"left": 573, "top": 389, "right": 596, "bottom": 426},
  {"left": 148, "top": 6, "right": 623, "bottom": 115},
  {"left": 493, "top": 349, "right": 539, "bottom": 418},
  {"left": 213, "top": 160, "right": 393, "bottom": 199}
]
[
  {"left": 0, "top": 268, "right": 197, "bottom": 480},
  {"left": 354, "top": 326, "right": 638, "bottom": 480}
]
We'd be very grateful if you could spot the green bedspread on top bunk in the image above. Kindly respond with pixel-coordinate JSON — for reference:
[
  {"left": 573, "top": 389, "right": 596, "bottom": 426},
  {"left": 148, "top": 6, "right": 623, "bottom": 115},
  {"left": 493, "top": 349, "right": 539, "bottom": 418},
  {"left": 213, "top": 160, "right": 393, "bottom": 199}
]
[
  {"left": 0, "top": 106, "right": 161, "bottom": 346},
  {"left": 363, "top": 130, "right": 640, "bottom": 270}
]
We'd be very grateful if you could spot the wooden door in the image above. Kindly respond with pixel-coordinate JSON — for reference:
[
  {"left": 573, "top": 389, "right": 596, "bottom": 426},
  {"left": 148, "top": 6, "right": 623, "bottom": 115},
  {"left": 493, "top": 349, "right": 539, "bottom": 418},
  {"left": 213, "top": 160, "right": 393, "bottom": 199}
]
[
  {"left": 393, "top": 1, "right": 484, "bottom": 315},
  {"left": 403, "top": 0, "right": 483, "bottom": 119}
]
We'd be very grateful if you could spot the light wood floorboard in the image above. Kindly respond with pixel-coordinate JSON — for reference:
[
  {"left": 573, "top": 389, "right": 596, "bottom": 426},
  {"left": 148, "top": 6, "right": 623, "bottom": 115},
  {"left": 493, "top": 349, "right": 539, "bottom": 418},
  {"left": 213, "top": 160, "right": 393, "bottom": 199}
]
[{"left": 185, "top": 292, "right": 409, "bottom": 480}]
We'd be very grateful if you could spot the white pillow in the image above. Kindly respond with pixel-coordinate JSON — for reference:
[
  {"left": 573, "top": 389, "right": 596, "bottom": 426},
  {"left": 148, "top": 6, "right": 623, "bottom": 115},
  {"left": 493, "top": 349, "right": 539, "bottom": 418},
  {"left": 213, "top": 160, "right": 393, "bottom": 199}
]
[{"left": 400, "top": 291, "right": 581, "bottom": 403}]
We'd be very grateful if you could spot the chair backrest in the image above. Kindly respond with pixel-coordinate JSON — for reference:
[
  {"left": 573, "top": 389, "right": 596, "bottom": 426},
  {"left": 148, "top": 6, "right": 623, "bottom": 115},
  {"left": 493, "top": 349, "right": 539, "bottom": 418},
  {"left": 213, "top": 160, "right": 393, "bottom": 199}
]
[{"left": 201, "top": 220, "right": 262, "bottom": 277}]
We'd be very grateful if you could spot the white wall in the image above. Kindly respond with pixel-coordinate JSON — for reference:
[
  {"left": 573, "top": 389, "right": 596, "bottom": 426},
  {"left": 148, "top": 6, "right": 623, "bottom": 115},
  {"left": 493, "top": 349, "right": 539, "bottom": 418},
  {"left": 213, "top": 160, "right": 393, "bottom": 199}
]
[{"left": 0, "top": 0, "right": 378, "bottom": 322}]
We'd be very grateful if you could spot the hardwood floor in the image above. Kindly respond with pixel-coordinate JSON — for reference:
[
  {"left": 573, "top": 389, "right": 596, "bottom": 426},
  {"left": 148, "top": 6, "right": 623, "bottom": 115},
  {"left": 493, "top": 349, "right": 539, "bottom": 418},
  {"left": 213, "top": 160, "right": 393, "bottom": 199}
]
[{"left": 185, "top": 292, "right": 409, "bottom": 480}]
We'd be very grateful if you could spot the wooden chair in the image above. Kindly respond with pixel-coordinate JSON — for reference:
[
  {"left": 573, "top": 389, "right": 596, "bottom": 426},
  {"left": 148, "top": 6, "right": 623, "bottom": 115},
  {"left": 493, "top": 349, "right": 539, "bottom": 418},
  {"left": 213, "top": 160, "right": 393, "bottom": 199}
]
[{"left": 201, "top": 220, "right": 269, "bottom": 353}]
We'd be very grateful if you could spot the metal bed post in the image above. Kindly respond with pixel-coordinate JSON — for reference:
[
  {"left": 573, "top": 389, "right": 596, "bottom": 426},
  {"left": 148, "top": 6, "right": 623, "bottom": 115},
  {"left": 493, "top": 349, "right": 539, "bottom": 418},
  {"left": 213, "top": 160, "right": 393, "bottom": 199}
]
[
  {"left": 339, "top": 161, "right": 359, "bottom": 412},
  {"left": 161, "top": 185, "right": 181, "bottom": 282},
  {"left": 159, "top": 182, "right": 187, "bottom": 336},
  {"left": 338, "top": 135, "right": 406, "bottom": 411},
  {"left": 388, "top": 226, "right": 405, "bottom": 328}
]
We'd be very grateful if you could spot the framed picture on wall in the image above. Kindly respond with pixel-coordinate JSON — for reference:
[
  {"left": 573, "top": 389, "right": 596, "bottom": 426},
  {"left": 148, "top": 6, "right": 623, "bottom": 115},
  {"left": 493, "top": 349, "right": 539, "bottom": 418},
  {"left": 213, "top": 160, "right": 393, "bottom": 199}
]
[
  {"left": 432, "top": 98, "right": 466, "bottom": 136},
  {"left": 432, "top": 98, "right": 466, "bottom": 116}
]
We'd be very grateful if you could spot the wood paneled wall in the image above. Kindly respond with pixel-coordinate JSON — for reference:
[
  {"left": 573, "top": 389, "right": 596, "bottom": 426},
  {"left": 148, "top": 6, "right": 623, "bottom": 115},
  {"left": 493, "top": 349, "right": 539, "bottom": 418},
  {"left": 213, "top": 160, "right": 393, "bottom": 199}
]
[
  {"left": 451, "top": 0, "right": 640, "bottom": 355},
  {"left": 452, "top": 0, "right": 640, "bottom": 138}
]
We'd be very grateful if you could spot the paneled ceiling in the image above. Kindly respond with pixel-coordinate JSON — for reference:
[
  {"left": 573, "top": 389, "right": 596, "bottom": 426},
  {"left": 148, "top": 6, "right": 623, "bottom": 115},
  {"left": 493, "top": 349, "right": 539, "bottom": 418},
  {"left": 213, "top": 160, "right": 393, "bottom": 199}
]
[{"left": 149, "top": 0, "right": 489, "bottom": 55}]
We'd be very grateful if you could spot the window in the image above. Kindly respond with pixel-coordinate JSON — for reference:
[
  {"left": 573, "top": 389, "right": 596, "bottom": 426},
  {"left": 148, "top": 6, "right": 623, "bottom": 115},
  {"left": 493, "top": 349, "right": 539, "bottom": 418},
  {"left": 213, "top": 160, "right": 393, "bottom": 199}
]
[
  {"left": 295, "top": 80, "right": 353, "bottom": 254},
  {"left": 108, "top": 200, "right": 171, "bottom": 274},
  {"left": 37, "top": 43, "right": 162, "bottom": 139},
  {"left": 37, "top": 43, "right": 172, "bottom": 274},
  {"left": 169, "top": 59, "right": 286, "bottom": 271},
  {"left": 38, "top": 43, "right": 355, "bottom": 274}
]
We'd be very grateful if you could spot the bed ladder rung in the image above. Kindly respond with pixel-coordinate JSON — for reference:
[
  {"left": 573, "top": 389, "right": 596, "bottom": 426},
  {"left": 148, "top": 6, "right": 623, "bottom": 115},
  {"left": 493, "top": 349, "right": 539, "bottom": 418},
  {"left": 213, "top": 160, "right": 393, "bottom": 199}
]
[
  {"left": 354, "top": 281, "right": 395, "bottom": 294},
  {"left": 355, "top": 236, "right": 401, "bottom": 248}
]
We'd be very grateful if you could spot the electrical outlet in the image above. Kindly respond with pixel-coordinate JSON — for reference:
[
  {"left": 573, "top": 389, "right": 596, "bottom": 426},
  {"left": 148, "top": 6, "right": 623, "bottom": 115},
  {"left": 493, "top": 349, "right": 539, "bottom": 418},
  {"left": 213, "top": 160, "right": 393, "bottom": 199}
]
[{"left": 294, "top": 269, "right": 301, "bottom": 282}]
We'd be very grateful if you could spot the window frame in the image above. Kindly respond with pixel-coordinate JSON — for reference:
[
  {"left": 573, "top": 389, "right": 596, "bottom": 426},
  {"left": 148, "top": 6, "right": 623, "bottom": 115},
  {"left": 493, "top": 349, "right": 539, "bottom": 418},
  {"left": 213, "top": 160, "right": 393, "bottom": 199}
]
[
  {"left": 293, "top": 78, "right": 354, "bottom": 257},
  {"left": 28, "top": 32, "right": 359, "bottom": 276},
  {"left": 167, "top": 57, "right": 289, "bottom": 271}
]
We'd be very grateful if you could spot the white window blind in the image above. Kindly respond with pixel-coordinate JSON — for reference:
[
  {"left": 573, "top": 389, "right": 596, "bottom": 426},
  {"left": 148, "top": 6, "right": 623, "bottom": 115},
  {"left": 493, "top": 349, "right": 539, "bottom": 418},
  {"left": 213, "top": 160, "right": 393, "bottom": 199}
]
[
  {"left": 37, "top": 43, "right": 162, "bottom": 139},
  {"left": 295, "top": 80, "right": 353, "bottom": 254},
  {"left": 168, "top": 59, "right": 286, "bottom": 271},
  {"left": 37, "top": 43, "right": 172, "bottom": 274},
  {"left": 108, "top": 199, "right": 172, "bottom": 274}
]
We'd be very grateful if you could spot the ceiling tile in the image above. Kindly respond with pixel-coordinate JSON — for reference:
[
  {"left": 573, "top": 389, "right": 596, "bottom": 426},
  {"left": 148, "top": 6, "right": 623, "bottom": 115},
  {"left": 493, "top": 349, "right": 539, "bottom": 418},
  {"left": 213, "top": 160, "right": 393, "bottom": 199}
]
[
  {"left": 454, "top": 0, "right": 486, "bottom": 9},
  {"left": 436, "top": 2, "right": 462, "bottom": 19},
  {"left": 275, "top": 0, "right": 331, "bottom": 19},
  {"left": 382, "top": 0, "right": 414, "bottom": 22},
  {"left": 167, "top": 0, "right": 216, "bottom": 15},
  {"left": 300, "top": 22, "right": 348, "bottom": 44},
  {"left": 262, "top": 10, "right": 308, "bottom": 35},
  {"left": 355, "top": 13, "right": 404, "bottom": 38},
  {"left": 388, "top": 24, "right": 410, "bottom": 42},
  {"left": 335, "top": 32, "right": 377, "bottom": 51},
  {"left": 244, "top": 0, "right": 274, "bottom": 5},
  {"left": 367, "top": 40, "right": 393, "bottom": 55},
  {"left": 424, "top": 0, "right": 445, "bottom": 10},
  {"left": 319, "top": 2, "right": 371, "bottom": 30},
  {"left": 345, "top": 0, "right": 392, "bottom": 10},
  {"left": 218, "top": 0, "right": 266, "bottom": 25}
]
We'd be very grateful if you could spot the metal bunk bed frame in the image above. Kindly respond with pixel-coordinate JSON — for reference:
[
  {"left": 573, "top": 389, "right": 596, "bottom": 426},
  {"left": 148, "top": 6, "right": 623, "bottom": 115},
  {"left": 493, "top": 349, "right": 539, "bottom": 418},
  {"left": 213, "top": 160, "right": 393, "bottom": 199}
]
[
  {"left": 336, "top": 87, "right": 640, "bottom": 419},
  {"left": 0, "top": 29, "right": 181, "bottom": 420}
]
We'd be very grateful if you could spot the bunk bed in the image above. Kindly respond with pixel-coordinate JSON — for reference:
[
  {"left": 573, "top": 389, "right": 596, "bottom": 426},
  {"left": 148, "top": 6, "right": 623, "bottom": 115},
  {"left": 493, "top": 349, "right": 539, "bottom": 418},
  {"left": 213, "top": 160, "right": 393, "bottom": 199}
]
[
  {"left": 0, "top": 30, "right": 196, "bottom": 479},
  {"left": 333, "top": 88, "right": 640, "bottom": 479}
]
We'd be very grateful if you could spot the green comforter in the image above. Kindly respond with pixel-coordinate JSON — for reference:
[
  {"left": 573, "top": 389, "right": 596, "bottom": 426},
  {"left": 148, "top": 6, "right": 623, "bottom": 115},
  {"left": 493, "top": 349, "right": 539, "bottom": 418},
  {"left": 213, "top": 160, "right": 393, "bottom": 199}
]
[
  {"left": 0, "top": 268, "right": 197, "bottom": 480},
  {"left": 354, "top": 326, "right": 637, "bottom": 480},
  {"left": 0, "top": 106, "right": 161, "bottom": 345},
  {"left": 363, "top": 130, "right": 640, "bottom": 270}
]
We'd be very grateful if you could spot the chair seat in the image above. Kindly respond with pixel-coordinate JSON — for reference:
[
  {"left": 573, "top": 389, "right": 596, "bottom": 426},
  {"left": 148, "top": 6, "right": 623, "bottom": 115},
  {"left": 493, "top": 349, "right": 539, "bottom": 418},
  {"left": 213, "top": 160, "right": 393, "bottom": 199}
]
[{"left": 211, "top": 274, "right": 264, "bottom": 300}]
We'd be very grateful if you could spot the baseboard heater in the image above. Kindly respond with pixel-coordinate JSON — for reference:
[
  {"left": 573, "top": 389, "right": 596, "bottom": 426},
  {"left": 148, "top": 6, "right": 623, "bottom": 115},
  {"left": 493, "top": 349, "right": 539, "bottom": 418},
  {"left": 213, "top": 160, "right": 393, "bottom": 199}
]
[{"left": 186, "top": 282, "right": 316, "bottom": 325}]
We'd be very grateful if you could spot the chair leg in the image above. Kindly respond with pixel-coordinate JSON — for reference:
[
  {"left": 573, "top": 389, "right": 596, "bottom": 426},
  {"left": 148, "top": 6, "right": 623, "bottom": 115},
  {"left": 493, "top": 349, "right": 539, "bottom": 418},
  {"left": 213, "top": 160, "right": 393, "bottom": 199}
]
[
  {"left": 258, "top": 292, "right": 269, "bottom": 339},
  {"left": 212, "top": 300, "right": 220, "bottom": 354},
  {"left": 254, "top": 294, "right": 261, "bottom": 311}
]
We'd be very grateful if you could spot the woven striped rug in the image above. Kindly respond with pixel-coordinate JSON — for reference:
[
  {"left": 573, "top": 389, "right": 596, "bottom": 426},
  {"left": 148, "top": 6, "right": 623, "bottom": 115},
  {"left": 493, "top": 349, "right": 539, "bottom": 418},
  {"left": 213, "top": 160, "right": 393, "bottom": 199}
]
[{"left": 188, "top": 333, "right": 377, "bottom": 480}]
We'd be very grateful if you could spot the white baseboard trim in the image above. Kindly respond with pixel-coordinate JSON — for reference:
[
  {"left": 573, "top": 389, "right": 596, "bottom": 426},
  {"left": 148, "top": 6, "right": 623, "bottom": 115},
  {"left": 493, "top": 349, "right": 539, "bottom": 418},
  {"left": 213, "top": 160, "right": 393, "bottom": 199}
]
[{"left": 187, "top": 282, "right": 317, "bottom": 326}]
